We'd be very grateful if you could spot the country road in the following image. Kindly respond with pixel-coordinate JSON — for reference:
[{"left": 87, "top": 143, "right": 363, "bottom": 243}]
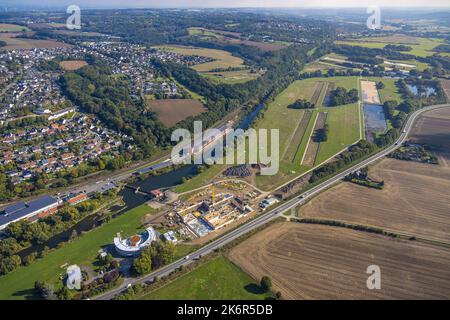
[{"left": 94, "top": 102, "right": 450, "bottom": 300}]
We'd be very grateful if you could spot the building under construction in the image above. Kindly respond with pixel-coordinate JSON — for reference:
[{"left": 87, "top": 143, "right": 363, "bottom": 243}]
[{"left": 175, "top": 188, "right": 253, "bottom": 238}]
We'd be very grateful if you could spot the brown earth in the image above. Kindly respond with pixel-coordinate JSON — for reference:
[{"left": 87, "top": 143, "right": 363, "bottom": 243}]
[
  {"left": 0, "top": 33, "right": 70, "bottom": 50},
  {"left": 147, "top": 99, "right": 206, "bottom": 127},
  {"left": 310, "top": 82, "right": 326, "bottom": 106},
  {"left": 59, "top": 60, "right": 88, "bottom": 71},
  {"left": 298, "top": 158, "right": 450, "bottom": 242},
  {"left": 440, "top": 79, "right": 450, "bottom": 102},
  {"left": 229, "top": 222, "right": 450, "bottom": 299}
]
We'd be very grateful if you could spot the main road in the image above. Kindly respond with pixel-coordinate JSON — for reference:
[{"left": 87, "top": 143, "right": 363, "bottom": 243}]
[{"left": 95, "top": 103, "right": 450, "bottom": 300}]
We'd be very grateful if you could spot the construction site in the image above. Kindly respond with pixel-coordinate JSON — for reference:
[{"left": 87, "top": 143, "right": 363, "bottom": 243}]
[{"left": 173, "top": 182, "right": 259, "bottom": 237}]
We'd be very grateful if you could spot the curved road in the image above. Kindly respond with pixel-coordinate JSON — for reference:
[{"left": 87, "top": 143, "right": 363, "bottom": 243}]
[{"left": 95, "top": 103, "right": 450, "bottom": 300}]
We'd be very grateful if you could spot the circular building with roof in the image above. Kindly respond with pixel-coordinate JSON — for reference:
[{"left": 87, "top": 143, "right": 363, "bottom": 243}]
[{"left": 113, "top": 226, "right": 157, "bottom": 257}]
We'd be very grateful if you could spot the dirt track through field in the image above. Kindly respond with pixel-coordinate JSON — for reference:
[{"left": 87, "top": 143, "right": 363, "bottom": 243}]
[
  {"left": 311, "top": 82, "right": 326, "bottom": 106},
  {"left": 229, "top": 222, "right": 450, "bottom": 299},
  {"left": 302, "top": 112, "right": 327, "bottom": 166}
]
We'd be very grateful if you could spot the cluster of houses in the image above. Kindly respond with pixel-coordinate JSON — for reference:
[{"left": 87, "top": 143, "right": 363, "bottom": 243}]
[
  {"left": 80, "top": 41, "right": 209, "bottom": 97},
  {"left": 0, "top": 48, "right": 72, "bottom": 122},
  {"left": 1, "top": 112, "right": 134, "bottom": 184}
]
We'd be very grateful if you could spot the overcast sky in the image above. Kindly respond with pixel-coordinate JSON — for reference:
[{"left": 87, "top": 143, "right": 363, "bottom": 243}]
[{"left": 2, "top": 0, "right": 450, "bottom": 8}]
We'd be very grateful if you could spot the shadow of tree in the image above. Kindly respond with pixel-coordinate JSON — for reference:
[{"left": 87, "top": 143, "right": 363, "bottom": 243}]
[{"left": 244, "top": 283, "right": 265, "bottom": 295}]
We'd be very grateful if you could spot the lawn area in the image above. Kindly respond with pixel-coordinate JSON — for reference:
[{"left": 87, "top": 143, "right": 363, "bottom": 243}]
[
  {"left": 140, "top": 255, "right": 274, "bottom": 300},
  {"left": 0, "top": 204, "right": 160, "bottom": 300},
  {"left": 335, "top": 35, "right": 446, "bottom": 58}
]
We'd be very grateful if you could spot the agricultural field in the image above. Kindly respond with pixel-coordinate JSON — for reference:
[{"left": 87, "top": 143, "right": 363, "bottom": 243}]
[
  {"left": 440, "top": 79, "right": 450, "bottom": 102},
  {"left": 0, "top": 204, "right": 195, "bottom": 300},
  {"left": 297, "top": 157, "right": 450, "bottom": 243},
  {"left": 154, "top": 45, "right": 258, "bottom": 83},
  {"left": 59, "top": 60, "right": 88, "bottom": 71},
  {"left": 229, "top": 222, "right": 450, "bottom": 299},
  {"left": 254, "top": 77, "right": 360, "bottom": 190},
  {"left": 187, "top": 27, "right": 286, "bottom": 52},
  {"left": 147, "top": 98, "right": 206, "bottom": 127},
  {"left": 140, "top": 255, "right": 273, "bottom": 300},
  {"left": 409, "top": 107, "right": 450, "bottom": 152},
  {"left": 298, "top": 107, "right": 450, "bottom": 242},
  {"left": 335, "top": 34, "right": 446, "bottom": 58},
  {"left": 0, "top": 23, "right": 30, "bottom": 32},
  {"left": 0, "top": 33, "right": 70, "bottom": 50},
  {"left": 203, "top": 69, "right": 263, "bottom": 84},
  {"left": 155, "top": 45, "right": 244, "bottom": 71}
]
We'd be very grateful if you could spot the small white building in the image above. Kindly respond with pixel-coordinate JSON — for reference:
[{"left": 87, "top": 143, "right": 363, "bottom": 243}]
[{"left": 66, "top": 265, "right": 82, "bottom": 290}]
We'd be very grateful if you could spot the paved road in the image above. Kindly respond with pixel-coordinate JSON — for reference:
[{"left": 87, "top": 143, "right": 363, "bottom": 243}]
[{"left": 95, "top": 103, "right": 450, "bottom": 300}]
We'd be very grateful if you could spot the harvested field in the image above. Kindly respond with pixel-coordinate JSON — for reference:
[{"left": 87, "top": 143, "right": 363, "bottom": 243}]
[
  {"left": 148, "top": 99, "right": 206, "bottom": 127},
  {"left": 409, "top": 108, "right": 450, "bottom": 151},
  {"left": 440, "top": 79, "right": 450, "bottom": 102},
  {"left": 228, "top": 38, "right": 285, "bottom": 52},
  {"left": 302, "top": 112, "right": 327, "bottom": 166},
  {"left": 59, "top": 60, "right": 87, "bottom": 71},
  {"left": 298, "top": 157, "right": 450, "bottom": 243},
  {"left": 229, "top": 222, "right": 450, "bottom": 299},
  {"left": 0, "top": 23, "right": 29, "bottom": 32},
  {"left": 283, "top": 111, "right": 313, "bottom": 163},
  {"left": 361, "top": 80, "right": 381, "bottom": 104},
  {"left": 0, "top": 33, "right": 70, "bottom": 50}
]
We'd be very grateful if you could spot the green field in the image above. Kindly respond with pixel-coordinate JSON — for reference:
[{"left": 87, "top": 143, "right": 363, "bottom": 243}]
[
  {"left": 315, "top": 103, "right": 360, "bottom": 164},
  {"left": 154, "top": 45, "right": 256, "bottom": 83},
  {"left": 0, "top": 204, "right": 195, "bottom": 300},
  {"left": 335, "top": 35, "right": 446, "bottom": 58},
  {"left": 203, "top": 69, "right": 262, "bottom": 84},
  {"left": 0, "top": 23, "right": 30, "bottom": 32},
  {"left": 140, "top": 255, "right": 273, "bottom": 300},
  {"left": 254, "top": 77, "right": 361, "bottom": 190}
]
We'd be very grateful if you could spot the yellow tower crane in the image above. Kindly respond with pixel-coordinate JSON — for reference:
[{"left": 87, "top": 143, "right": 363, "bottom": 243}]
[{"left": 211, "top": 183, "right": 215, "bottom": 206}]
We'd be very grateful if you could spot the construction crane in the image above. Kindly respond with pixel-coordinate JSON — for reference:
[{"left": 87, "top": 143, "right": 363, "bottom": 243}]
[{"left": 211, "top": 183, "right": 216, "bottom": 206}]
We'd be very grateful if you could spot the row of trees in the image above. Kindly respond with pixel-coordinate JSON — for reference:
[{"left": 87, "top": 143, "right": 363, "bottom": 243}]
[
  {"left": 288, "top": 99, "right": 315, "bottom": 109},
  {"left": 309, "top": 140, "right": 377, "bottom": 183}
]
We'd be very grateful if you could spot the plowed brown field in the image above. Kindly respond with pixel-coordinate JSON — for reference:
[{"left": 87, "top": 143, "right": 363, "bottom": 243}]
[{"left": 229, "top": 222, "right": 450, "bottom": 299}]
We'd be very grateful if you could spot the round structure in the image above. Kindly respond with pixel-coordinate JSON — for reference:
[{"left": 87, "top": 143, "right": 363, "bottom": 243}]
[{"left": 114, "top": 227, "right": 157, "bottom": 257}]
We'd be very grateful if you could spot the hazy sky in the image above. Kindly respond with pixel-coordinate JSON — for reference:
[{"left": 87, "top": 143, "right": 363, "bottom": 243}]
[{"left": 3, "top": 0, "right": 450, "bottom": 8}]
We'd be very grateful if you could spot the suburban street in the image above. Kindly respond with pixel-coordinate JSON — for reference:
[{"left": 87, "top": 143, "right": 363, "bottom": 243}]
[{"left": 95, "top": 102, "right": 450, "bottom": 300}]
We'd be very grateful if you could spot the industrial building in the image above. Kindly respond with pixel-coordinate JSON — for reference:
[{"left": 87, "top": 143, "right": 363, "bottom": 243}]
[{"left": 0, "top": 195, "right": 62, "bottom": 230}]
